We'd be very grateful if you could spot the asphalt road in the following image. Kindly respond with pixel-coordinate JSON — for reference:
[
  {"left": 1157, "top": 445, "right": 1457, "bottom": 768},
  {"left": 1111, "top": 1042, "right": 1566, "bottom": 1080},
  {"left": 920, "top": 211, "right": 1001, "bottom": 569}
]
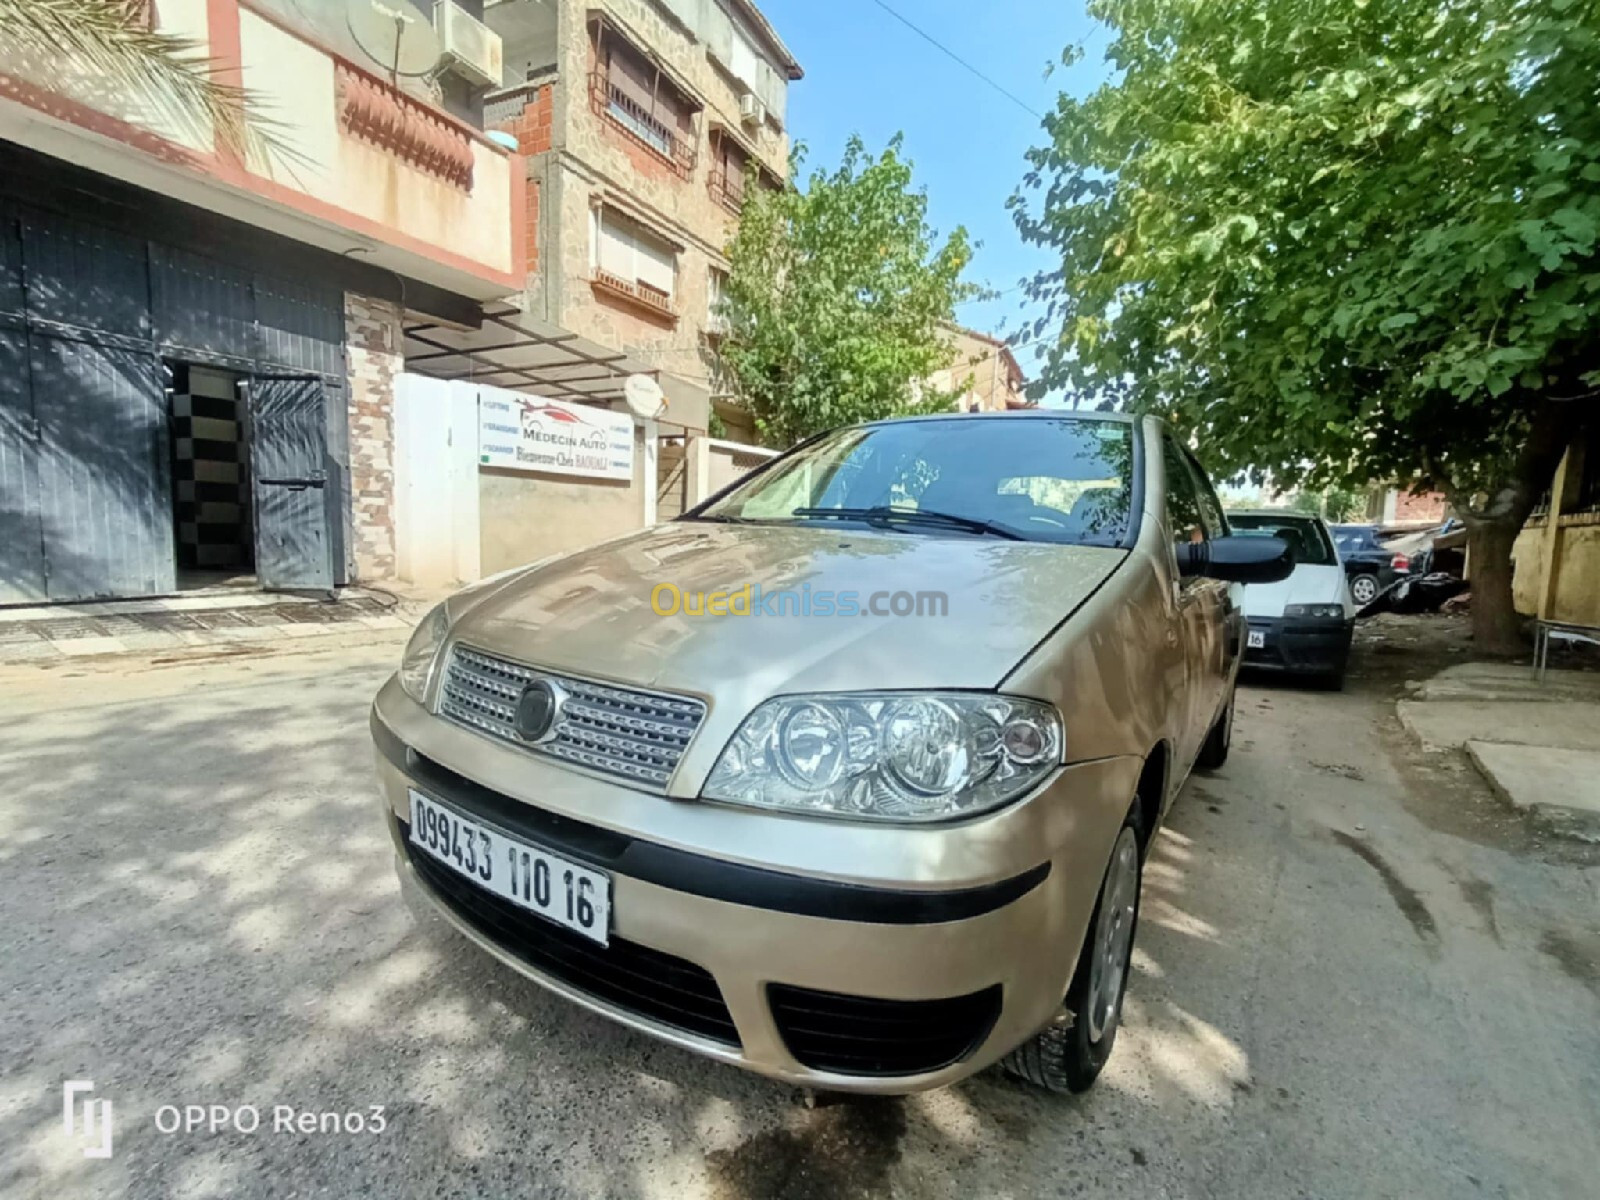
[{"left": 2, "top": 640, "right": 1597, "bottom": 1199}]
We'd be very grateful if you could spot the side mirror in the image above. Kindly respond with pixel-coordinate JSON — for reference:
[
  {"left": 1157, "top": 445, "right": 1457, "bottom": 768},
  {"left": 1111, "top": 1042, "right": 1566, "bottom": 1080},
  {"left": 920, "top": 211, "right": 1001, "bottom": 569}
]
[{"left": 1178, "top": 535, "right": 1294, "bottom": 584}]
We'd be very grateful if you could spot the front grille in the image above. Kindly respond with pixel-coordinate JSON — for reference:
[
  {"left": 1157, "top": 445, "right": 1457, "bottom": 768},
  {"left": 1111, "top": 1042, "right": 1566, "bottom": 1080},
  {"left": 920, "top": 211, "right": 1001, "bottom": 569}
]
[
  {"left": 439, "top": 646, "right": 706, "bottom": 791},
  {"left": 404, "top": 829, "right": 740, "bottom": 1047},
  {"left": 767, "top": 983, "right": 1002, "bottom": 1077}
]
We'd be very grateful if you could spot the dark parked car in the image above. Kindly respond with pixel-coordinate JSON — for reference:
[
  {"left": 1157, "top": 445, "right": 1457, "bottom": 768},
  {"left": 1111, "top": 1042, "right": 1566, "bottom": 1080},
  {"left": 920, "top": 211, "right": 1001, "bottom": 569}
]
[{"left": 1329, "top": 524, "right": 1411, "bottom": 606}]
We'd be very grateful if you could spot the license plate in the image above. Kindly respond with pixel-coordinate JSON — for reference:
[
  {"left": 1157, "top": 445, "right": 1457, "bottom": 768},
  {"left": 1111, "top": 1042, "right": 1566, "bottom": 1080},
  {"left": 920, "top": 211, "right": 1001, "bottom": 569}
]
[
  {"left": 408, "top": 790, "right": 611, "bottom": 946},
  {"left": 1247, "top": 630, "right": 1266, "bottom": 649}
]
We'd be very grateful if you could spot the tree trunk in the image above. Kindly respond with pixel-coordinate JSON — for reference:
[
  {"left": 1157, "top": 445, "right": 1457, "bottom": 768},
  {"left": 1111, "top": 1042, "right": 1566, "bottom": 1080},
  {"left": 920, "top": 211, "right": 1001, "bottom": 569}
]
[
  {"left": 1445, "top": 397, "right": 1581, "bottom": 656},
  {"left": 1463, "top": 518, "right": 1524, "bottom": 656}
]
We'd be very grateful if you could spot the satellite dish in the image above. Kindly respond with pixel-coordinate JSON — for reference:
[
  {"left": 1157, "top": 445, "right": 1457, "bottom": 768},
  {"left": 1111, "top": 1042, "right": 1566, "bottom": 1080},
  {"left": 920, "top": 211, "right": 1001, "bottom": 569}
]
[
  {"left": 623, "top": 374, "right": 667, "bottom": 420},
  {"left": 347, "top": 0, "right": 441, "bottom": 81}
]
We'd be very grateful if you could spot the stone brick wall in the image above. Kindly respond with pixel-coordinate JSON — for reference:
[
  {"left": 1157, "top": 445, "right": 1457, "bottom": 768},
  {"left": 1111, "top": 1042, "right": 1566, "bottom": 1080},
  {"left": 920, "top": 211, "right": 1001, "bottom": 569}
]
[
  {"left": 490, "top": 83, "right": 554, "bottom": 279},
  {"left": 345, "top": 293, "right": 402, "bottom": 581},
  {"left": 491, "top": 81, "right": 554, "bottom": 157},
  {"left": 1392, "top": 490, "right": 1449, "bottom": 524}
]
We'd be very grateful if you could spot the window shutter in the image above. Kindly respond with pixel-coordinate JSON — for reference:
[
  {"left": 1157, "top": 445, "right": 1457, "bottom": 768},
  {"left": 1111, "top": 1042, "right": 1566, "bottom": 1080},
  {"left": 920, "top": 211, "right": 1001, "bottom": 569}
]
[
  {"left": 704, "top": 3, "right": 733, "bottom": 68},
  {"left": 758, "top": 60, "right": 786, "bottom": 125},
  {"left": 606, "top": 42, "right": 656, "bottom": 112},
  {"left": 635, "top": 233, "right": 676, "bottom": 297},
  {"left": 729, "top": 27, "right": 760, "bottom": 90},
  {"left": 597, "top": 213, "right": 635, "bottom": 279}
]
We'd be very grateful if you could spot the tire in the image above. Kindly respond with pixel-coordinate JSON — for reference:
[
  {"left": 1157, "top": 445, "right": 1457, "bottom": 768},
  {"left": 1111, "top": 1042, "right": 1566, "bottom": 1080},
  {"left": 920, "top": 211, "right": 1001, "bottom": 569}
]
[
  {"left": 1195, "top": 685, "right": 1234, "bottom": 771},
  {"left": 1002, "top": 805, "right": 1145, "bottom": 1094},
  {"left": 1349, "top": 574, "right": 1379, "bottom": 605}
]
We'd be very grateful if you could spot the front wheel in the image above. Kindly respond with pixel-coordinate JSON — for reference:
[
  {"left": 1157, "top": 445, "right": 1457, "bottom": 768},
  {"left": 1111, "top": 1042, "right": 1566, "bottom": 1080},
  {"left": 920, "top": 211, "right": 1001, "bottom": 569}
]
[
  {"left": 1350, "top": 573, "right": 1379, "bottom": 605},
  {"left": 1002, "top": 807, "right": 1144, "bottom": 1094}
]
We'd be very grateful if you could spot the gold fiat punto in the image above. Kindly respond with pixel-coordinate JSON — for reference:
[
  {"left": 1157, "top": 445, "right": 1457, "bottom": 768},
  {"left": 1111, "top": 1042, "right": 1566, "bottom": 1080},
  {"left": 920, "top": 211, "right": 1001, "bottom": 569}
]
[{"left": 371, "top": 412, "right": 1289, "bottom": 1094}]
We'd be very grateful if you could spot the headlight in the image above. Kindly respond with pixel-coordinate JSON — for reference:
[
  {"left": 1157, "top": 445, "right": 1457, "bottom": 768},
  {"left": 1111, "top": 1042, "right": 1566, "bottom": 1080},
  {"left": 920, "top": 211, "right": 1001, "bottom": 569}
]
[
  {"left": 399, "top": 604, "right": 450, "bottom": 704},
  {"left": 1284, "top": 603, "right": 1345, "bottom": 619},
  {"left": 703, "top": 692, "right": 1063, "bottom": 823}
]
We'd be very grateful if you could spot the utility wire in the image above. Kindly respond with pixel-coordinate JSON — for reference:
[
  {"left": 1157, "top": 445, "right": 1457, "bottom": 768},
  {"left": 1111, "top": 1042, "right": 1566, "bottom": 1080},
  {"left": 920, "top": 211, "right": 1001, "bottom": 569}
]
[{"left": 866, "top": 0, "right": 1043, "bottom": 120}]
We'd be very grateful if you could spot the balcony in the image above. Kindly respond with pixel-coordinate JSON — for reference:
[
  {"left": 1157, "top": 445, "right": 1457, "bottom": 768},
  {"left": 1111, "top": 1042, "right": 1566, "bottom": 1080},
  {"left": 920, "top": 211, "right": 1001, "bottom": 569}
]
[
  {"left": 588, "top": 70, "right": 696, "bottom": 178},
  {"left": 0, "top": 0, "right": 522, "bottom": 300},
  {"left": 708, "top": 166, "right": 746, "bottom": 214},
  {"left": 592, "top": 269, "right": 678, "bottom": 324}
]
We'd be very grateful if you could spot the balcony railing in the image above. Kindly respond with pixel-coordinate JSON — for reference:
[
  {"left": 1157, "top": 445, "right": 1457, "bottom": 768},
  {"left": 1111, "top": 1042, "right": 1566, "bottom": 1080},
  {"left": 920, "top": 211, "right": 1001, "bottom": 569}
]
[
  {"left": 593, "top": 269, "right": 677, "bottom": 320},
  {"left": 708, "top": 166, "right": 746, "bottom": 214},
  {"left": 337, "top": 64, "right": 475, "bottom": 190},
  {"left": 588, "top": 71, "right": 696, "bottom": 177}
]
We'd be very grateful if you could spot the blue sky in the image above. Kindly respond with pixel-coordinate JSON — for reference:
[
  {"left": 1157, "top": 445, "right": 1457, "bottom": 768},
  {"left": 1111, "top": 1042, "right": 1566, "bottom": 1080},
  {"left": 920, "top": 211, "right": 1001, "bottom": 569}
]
[{"left": 760, "top": 0, "right": 1110, "bottom": 390}]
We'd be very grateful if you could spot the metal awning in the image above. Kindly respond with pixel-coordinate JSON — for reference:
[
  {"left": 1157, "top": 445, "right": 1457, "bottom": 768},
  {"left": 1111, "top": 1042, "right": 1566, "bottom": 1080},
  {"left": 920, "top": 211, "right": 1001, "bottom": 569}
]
[{"left": 403, "top": 301, "right": 658, "bottom": 406}]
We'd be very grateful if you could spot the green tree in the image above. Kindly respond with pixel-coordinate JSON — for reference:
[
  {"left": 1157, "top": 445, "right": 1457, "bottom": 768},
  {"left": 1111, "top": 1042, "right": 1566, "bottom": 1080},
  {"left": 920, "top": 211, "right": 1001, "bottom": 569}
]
[
  {"left": 719, "top": 136, "right": 981, "bottom": 448},
  {"left": 1, "top": 0, "right": 295, "bottom": 167},
  {"left": 1015, "top": 0, "right": 1599, "bottom": 653},
  {"left": 1292, "top": 486, "right": 1365, "bottom": 522}
]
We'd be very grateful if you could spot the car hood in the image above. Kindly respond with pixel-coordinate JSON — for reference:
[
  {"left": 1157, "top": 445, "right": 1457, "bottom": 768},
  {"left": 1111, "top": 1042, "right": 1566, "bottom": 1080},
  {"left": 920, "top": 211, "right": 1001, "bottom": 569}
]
[
  {"left": 1241, "top": 563, "right": 1349, "bottom": 617},
  {"left": 447, "top": 522, "right": 1127, "bottom": 698}
]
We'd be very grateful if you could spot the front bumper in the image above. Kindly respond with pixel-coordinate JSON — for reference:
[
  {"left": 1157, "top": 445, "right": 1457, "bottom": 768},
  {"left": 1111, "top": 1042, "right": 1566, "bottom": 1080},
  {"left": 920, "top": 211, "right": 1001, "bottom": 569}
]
[
  {"left": 1243, "top": 616, "right": 1353, "bottom": 675},
  {"left": 371, "top": 675, "right": 1142, "bottom": 1093}
]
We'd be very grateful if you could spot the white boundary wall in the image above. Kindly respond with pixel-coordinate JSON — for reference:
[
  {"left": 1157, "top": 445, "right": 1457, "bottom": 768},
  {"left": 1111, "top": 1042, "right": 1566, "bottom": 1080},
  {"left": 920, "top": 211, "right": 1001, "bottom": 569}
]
[{"left": 394, "top": 373, "right": 481, "bottom": 588}]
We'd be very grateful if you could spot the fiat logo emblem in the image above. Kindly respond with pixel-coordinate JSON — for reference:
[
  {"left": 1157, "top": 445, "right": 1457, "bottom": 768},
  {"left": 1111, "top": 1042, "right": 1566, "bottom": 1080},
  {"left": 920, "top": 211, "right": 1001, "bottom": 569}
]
[{"left": 514, "top": 678, "right": 565, "bottom": 743}]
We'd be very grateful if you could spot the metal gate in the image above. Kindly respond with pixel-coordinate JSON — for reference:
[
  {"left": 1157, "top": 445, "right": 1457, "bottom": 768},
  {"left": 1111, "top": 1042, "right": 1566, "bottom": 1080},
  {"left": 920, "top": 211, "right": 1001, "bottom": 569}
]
[
  {"left": 31, "top": 332, "right": 174, "bottom": 600},
  {"left": 0, "top": 321, "right": 45, "bottom": 604},
  {"left": 248, "top": 374, "right": 335, "bottom": 591},
  {"left": 3, "top": 212, "right": 176, "bottom": 602},
  {"left": 0, "top": 204, "right": 348, "bottom": 603}
]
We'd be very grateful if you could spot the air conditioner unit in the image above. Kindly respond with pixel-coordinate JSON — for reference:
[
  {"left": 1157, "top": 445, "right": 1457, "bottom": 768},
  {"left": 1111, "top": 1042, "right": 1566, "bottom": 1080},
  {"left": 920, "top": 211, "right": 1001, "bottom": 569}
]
[
  {"left": 434, "top": 1, "right": 503, "bottom": 88},
  {"left": 738, "top": 91, "right": 765, "bottom": 126}
]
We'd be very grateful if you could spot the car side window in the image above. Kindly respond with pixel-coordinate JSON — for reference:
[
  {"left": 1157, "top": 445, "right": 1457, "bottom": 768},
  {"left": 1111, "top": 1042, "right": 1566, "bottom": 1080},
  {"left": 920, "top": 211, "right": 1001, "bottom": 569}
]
[
  {"left": 1182, "top": 449, "right": 1228, "bottom": 540},
  {"left": 1163, "top": 438, "right": 1206, "bottom": 546}
]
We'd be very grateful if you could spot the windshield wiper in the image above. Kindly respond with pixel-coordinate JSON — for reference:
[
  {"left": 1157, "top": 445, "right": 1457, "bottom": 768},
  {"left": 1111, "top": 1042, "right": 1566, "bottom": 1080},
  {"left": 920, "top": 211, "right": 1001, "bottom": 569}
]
[{"left": 790, "top": 506, "right": 1024, "bottom": 541}]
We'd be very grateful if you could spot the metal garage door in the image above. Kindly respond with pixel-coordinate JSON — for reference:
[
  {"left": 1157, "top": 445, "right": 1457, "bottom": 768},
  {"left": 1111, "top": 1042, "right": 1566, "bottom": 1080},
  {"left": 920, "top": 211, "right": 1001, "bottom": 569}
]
[
  {"left": 0, "top": 209, "right": 45, "bottom": 603},
  {"left": 18, "top": 212, "right": 176, "bottom": 602},
  {"left": 29, "top": 333, "right": 174, "bottom": 600},
  {"left": 0, "top": 205, "right": 349, "bottom": 603},
  {"left": 0, "top": 321, "right": 45, "bottom": 604}
]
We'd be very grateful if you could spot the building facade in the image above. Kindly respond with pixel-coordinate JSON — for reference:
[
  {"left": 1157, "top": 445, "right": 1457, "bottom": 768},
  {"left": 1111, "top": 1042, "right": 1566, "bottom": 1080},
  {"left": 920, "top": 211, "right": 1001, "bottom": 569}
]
[
  {"left": 1365, "top": 486, "right": 1451, "bottom": 527},
  {"left": 484, "top": 0, "right": 800, "bottom": 441},
  {"left": 0, "top": 0, "right": 522, "bottom": 603},
  {"left": 931, "top": 324, "right": 1030, "bottom": 413}
]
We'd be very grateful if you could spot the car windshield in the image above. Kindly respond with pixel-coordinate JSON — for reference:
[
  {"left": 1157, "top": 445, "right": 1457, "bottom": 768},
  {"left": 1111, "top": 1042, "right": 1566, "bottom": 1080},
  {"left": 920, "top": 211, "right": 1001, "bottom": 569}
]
[
  {"left": 694, "top": 417, "right": 1137, "bottom": 546},
  {"left": 1228, "top": 513, "right": 1337, "bottom": 565},
  {"left": 1331, "top": 525, "right": 1371, "bottom": 552}
]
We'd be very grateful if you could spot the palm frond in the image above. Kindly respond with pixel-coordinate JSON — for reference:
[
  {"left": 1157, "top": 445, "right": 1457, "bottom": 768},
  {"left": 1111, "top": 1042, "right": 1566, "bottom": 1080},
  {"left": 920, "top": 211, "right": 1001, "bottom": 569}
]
[{"left": 0, "top": 0, "right": 304, "bottom": 172}]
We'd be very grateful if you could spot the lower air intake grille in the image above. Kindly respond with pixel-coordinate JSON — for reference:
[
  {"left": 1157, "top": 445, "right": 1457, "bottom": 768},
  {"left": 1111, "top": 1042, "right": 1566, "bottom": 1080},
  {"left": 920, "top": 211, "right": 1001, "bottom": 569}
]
[
  {"left": 404, "top": 829, "right": 739, "bottom": 1047},
  {"left": 438, "top": 645, "right": 706, "bottom": 791},
  {"left": 767, "top": 982, "right": 1002, "bottom": 1076}
]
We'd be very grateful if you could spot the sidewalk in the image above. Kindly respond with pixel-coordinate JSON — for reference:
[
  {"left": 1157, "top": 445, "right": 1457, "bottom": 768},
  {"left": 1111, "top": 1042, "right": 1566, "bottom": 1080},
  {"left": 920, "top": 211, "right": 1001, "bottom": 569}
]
[
  {"left": 1399, "top": 663, "right": 1600, "bottom": 840},
  {"left": 0, "top": 587, "right": 424, "bottom": 667}
]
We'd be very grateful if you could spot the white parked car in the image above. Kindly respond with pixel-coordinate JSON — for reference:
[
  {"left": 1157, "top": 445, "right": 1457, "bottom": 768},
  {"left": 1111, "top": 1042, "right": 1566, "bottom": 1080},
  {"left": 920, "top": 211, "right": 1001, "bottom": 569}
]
[{"left": 1226, "top": 511, "right": 1355, "bottom": 687}]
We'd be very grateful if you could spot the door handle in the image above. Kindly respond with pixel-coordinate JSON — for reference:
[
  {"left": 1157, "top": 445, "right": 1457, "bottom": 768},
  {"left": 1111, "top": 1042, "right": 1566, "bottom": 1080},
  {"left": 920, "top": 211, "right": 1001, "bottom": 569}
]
[{"left": 259, "top": 478, "right": 326, "bottom": 490}]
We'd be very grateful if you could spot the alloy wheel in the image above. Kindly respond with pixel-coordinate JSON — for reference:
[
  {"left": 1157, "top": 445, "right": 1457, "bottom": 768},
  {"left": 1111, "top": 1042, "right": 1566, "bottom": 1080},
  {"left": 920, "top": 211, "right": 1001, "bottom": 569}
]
[{"left": 1085, "top": 826, "right": 1140, "bottom": 1043}]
